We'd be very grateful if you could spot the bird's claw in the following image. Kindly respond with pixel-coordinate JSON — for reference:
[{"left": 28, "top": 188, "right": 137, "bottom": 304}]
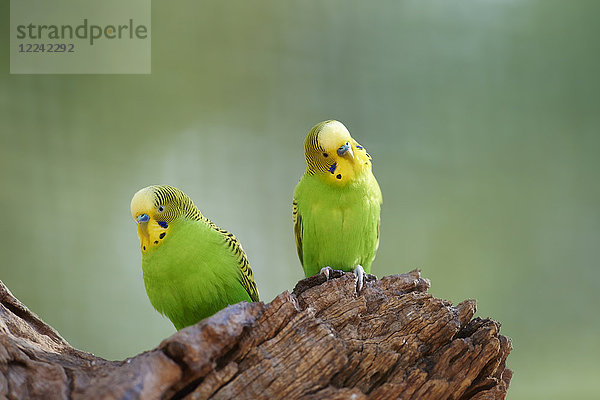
[
  {"left": 320, "top": 266, "right": 333, "bottom": 280},
  {"left": 354, "top": 265, "right": 365, "bottom": 293},
  {"left": 320, "top": 266, "right": 365, "bottom": 293}
]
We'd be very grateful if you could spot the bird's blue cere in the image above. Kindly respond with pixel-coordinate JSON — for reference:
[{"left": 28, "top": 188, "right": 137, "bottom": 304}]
[
  {"left": 136, "top": 213, "right": 150, "bottom": 223},
  {"left": 337, "top": 143, "right": 351, "bottom": 156}
]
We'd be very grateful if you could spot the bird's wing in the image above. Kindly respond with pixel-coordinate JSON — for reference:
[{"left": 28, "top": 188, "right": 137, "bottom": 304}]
[
  {"left": 293, "top": 198, "right": 304, "bottom": 268},
  {"left": 214, "top": 227, "right": 260, "bottom": 302},
  {"left": 237, "top": 251, "right": 260, "bottom": 302},
  {"left": 375, "top": 214, "right": 381, "bottom": 252}
]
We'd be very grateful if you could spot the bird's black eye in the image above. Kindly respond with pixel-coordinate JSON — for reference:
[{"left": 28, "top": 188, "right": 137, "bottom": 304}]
[
  {"left": 323, "top": 152, "right": 328, "bottom": 157},
  {"left": 157, "top": 205, "right": 165, "bottom": 213}
]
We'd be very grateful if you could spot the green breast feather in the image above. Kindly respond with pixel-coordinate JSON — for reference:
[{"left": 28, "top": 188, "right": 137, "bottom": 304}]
[
  {"left": 143, "top": 217, "right": 258, "bottom": 330},
  {"left": 294, "top": 171, "right": 382, "bottom": 278}
]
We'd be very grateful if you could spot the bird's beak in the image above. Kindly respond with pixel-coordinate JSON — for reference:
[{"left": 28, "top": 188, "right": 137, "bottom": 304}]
[
  {"left": 136, "top": 213, "right": 150, "bottom": 243},
  {"left": 337, "top": 142, "right": 354, "bottom": 159}
]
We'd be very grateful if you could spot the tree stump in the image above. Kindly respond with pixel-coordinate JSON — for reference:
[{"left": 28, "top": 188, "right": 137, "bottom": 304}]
[{"left": 0, "top": 270, "right": 512, "bottom": 399}]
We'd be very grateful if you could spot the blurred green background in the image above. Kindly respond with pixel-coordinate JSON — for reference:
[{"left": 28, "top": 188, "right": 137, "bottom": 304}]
[{"left": 1, "top": 1, "right": 599, "bottom": 399}]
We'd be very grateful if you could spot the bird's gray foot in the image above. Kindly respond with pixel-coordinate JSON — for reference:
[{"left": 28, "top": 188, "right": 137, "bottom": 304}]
[
  {"left": 320, "top": 266, "right": 333, "bottom": 280},
  {"left": 354, "top": 265, "right": 365, "bottom": 293}
]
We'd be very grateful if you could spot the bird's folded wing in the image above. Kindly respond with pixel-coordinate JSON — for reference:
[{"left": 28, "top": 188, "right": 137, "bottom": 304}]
[{"left": 293, "top": 198, "right": 304, "bottom": 268}]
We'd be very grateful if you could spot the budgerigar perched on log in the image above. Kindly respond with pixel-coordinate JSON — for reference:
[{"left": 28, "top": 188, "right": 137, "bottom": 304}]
[
  {"left": 130, "top": 185, "right": 259, "bottom": 330},
  {"left": 293, "top": 120, "right": 382, "bottom": 292}
]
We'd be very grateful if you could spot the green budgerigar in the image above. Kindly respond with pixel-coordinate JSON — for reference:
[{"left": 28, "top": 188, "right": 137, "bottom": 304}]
[
  {"left": 293, "top": 120, "right": 382, "bottom": 291},
  {"left": 130, "top": 185, "right": 259, "bottom": 330}
]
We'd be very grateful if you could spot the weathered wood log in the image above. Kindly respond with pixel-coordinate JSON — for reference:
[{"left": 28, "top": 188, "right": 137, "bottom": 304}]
[{"left": 0, "top": 270, "right": 512, "bottom": 399}]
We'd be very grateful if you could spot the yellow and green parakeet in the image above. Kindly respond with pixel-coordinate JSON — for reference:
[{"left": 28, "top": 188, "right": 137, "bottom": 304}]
[
  {"left": 130, "top": 185, "right": 259, "bottom": 330},
  {"left": 293, "top": 120, "right": 382, "bottom": 291}
]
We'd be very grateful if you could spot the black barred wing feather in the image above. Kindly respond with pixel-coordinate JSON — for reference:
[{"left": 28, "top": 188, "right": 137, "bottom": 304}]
[
  {"left": 293, "top": 198, "right": 304, "bottom": 267},
  {"left": 214, "top": 226, "right": 260, "bottom": 302},
  {"left": 237, "top": 250, "right": 259, "bottom": 302},
  {"left": 376, "top": 215, "right": 381, "bottom": 251}
]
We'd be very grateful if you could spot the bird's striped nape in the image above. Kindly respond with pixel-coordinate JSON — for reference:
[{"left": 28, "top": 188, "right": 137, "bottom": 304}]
[
  {"left": 304, "top": 121, "right": 337, "bottom": 175},
  {"left": 150, "top": 185, "right": 204, "bottom": 222}
]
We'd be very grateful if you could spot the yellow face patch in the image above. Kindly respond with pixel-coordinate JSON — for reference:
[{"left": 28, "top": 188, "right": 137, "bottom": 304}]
[
  {"left": 315, "top": 121, "right": 372, "bottom": 185},
  {"left": 131, "top": 186, "right": 171, "bottom": 254},
  {"left": 137, "top": 218, "right": 169, "bottom": 253}
]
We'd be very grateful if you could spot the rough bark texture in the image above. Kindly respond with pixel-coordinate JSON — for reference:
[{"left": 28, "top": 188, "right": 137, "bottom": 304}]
[{"left": 0, "top": 270, "right": 512, "bottom": 399}]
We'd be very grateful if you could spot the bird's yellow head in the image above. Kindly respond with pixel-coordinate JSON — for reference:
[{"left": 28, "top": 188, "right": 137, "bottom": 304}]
[
  {"left": 130, "top": 185, "right": 203, "bottom": 254},
  {"left": 303, "top": 120, "right": 373, "bottom": 185}
]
